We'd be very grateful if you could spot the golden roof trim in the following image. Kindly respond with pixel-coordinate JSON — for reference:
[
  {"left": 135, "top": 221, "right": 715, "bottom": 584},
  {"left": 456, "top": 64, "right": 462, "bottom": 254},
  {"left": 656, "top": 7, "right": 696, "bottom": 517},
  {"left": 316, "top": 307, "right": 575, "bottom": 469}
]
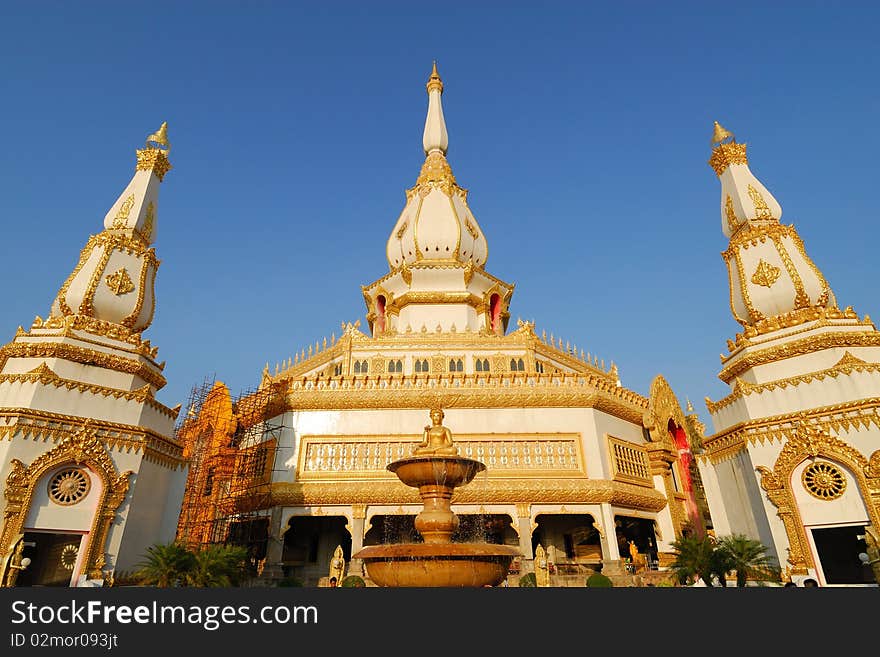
[
  {"left": 0, "top": 407, "right": 184, "bottom": 464},
  {"left": 257, "top": 478, "right": 667, "bottom": 511},
  {"left": 702, "top": 397, "right": 880, "bottom": 463},
  {"left": 0, "top": 340, "right": 167, "bottom": 390},
  {"left": 718, "top": 330, "right": 880, "bottom": 383},
  {"left": 707, "top": 352, "right": 880, "bottom": 414},
  {"left": 0, "top": 370, "right": 177, "bottom": 419},
  {"left": 724, "top": 306, "right": 865, "bottom": 355},
  {"left": 708, "top": 141, "right": 748, "bottom": 176}
]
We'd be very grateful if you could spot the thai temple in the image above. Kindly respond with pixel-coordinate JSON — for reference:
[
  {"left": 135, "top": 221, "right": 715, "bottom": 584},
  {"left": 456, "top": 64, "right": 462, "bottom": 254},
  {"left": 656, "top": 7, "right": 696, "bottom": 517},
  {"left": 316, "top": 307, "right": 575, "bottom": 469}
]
[
  {"left": 0, "top": 125, "right": 187, "bottom": 586},
  {"left": 174, "top": 65, "right": 712, "bottom": 587},
  {"left": 697, "top": 122, "right": 880, "bottom": 586},
  {"left": 1, "top": 65, "right": 878, "bottom": 588}
]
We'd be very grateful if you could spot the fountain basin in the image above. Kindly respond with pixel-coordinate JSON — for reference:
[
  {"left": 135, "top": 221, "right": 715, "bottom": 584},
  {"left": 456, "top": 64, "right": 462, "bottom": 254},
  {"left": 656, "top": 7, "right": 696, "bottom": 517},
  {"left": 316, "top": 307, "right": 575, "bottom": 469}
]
[
  {"left": 388, "top": 455, "right": 486, "bottom": 488},
  {"left": 355, "top": 543, "right": 520, "bottom": 588}
]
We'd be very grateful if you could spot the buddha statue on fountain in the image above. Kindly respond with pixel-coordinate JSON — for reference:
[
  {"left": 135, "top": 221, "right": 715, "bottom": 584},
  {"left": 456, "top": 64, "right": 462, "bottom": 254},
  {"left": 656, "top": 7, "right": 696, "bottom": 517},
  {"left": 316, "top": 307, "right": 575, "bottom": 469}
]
[{"left": 414, "top": 408, "right": 458, "bottom": 455}]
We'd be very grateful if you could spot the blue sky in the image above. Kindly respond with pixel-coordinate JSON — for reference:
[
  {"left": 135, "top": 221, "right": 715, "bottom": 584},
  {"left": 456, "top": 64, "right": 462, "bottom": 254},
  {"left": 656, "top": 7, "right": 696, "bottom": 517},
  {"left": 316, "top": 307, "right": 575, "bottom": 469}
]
[{"left": 1, "top": 2, "right": 878, "bottom": 429}]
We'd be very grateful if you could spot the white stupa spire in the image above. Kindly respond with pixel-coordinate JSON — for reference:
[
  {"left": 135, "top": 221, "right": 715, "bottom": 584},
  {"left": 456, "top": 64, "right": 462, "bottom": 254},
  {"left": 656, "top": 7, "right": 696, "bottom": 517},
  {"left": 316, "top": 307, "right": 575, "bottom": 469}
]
[{"left": 422, "top": 61, "right": 448, "bottom": 155}]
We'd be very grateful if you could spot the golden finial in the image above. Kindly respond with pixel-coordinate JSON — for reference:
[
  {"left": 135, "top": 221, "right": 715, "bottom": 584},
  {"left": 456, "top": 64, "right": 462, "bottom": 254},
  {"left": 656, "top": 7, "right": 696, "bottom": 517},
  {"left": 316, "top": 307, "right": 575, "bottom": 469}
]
[
  {"left": 686, "top": 398, "right": 695, "bottom": 413},
  {"left": 426, "top": 60, "right": 444, "bottom": 94},
  {"left": 711, "top": 121, "right": 734, "bottom": 146},
  {"left": 146, "top": 121, "right": 170, "bottom": 150}
]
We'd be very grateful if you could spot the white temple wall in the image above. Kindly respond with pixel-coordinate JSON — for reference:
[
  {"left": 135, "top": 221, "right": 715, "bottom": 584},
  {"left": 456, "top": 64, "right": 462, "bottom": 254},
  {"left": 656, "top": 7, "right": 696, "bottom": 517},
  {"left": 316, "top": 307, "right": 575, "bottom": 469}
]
[
  {"left": 396, "top": 304, "right": 478, "bottom": 333},
  {"left": 24, "top": 464, "right": 102, "bottom": 532},
  {"left": 113, "top": 457, "right": 187, "bottom": 572}
]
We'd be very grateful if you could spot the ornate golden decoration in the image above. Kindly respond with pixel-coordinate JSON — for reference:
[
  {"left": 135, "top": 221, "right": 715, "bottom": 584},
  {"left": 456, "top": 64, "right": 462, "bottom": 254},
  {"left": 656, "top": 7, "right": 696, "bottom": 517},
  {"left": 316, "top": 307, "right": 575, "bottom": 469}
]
[
  {"left": 258, "top": 477, "right": 668, "bottom": 511},
  {"left": 702, "top": 399, "right": 880, "bottom": 465},
  {"left": 707, "top": 352, "right": 880, "bottom": 413},
  {"left": 408, "top": 151, "right": 460, "bottom": 198},
  {"left": 0, "top": 340, "right": 165, "bottom": 388},
  {"left": 754, "top": 421, "right": 880, "bottom": 574},
  {"left": 0, "top": 422, "right": 133, "bottom": 583},
  {"left": 112, "top": 194, "right": 136, "bottom": 229},
  {"left": 122, "top": 259, "right": 154, "bottom": 328},
  {"left": 802, "top": 462, "right": 846, "bottom": 500},
  {"left": 141, "top": 201, "right": 155, "bottom": 242},
  {"left": 725, "top": 195, "right": 739, "bottom": 234},
  {"left": 718, "top": 330, "right": 880, "bottom": 383},
  {"left": 725, "top": 306, "right": 864, "bottom": 352},
  {"left": 60, "top": 544, "right": 79, "bottom": 571},
  {"left": 0, "top": 368, "right": 174, "bottom": 417},
  {"left": 48, "top": 467, "right": 91, "bottom": 506},
  {"left": 463, "top": 258, "right": 475, "bottom": 286},
  {"left": 747, "top": 185, "right": 774, "bottom": 220},
  {"left": 465, "top": 219, "right": 479, "bottom": 240},
  {"left": 751, "top": 259, "right": 780, "bottom": 288},
  {"left": 54, "top": 231, "right": 159, "bottom": 317},
  {"left": 426, "top": 61, "right": 443, "bottom": 94},
  {"left": 135, "top": 148, "right": 171, "bottom": 182},
  {"left": 0, "top": 407, "right": 184, "bottom": 467},
  {"left": 105, "top": 268, "right": 135, "bottom": 296},
  {"left": 146, "top": 122, "right": 170, "bottom": 150},
  {"left": 396, "top": 221, "right": 408, "bottom": 239},
  {"left": 711, "top": 121, "right": 734, "bottom": 145},
  {"left": 298, "top": 432, "right": 584, "bottom": 479},
  {"left": 770, "top": 233, "right": 810, "bottom": 308},
  {"left": 399, "top": 260, "right": 412, "bottom": 286},
  {"left": 731, "top": 247, "right": 764, "bottom": 324},
  {"left": 607, "top": 435, "right": 652, "bottom": 486},
  {"left": 709, "top": 142, "right": 748, "bottom": 176}
]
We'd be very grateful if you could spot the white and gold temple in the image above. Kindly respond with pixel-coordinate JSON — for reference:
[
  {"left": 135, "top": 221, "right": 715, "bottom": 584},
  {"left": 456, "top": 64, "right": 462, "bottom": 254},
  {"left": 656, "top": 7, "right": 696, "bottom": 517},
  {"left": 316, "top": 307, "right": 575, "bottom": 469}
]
[
  {"left": 698, "top": 123, "right": 880, "bottom": 586},
  {"left": 175, "top": 65, "right": 707, "bottom": 586},
  {"left": 0, "top": 124, "right": 186, "bottom": 587}
]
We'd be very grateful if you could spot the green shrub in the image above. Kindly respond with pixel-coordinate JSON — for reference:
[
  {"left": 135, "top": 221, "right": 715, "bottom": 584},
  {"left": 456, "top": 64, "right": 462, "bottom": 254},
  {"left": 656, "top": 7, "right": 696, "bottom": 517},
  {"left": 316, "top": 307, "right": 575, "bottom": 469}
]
[
  {"left": 277, "top": 576, "right": 304, "bottom": 587},
  {"left": 585, "top": 572, "right": 613, "bottom": 587},
  {"left": 340, "top": 575, "right": 366, "bottom": 587},
  {"left": 518, "top": 572, "right": 537, "bottom": 587}
]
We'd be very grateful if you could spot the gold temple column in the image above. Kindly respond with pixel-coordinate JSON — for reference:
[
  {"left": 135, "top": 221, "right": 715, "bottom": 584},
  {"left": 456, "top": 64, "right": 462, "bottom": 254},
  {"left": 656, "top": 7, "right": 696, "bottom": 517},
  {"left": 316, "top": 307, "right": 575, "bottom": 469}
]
[{"left": 515, "top": 503, "right": 533, "bottom": 560}]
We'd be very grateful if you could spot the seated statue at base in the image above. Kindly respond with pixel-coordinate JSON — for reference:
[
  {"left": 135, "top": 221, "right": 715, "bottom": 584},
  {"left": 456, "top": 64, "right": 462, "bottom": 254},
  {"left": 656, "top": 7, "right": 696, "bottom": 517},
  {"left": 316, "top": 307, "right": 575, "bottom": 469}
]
[{"left": 413, "top": 408, "right": 458, "bottom": 455}]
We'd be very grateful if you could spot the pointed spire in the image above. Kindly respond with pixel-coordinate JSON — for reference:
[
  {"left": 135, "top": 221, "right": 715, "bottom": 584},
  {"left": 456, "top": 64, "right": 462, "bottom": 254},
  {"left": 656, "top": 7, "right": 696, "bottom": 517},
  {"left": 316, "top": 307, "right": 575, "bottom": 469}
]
[
  {"left": 423, "top": 61, "right": 448, "bottom": 155},
  {"left": 711, "top": 121, "right": 734, "bottom": 145}
]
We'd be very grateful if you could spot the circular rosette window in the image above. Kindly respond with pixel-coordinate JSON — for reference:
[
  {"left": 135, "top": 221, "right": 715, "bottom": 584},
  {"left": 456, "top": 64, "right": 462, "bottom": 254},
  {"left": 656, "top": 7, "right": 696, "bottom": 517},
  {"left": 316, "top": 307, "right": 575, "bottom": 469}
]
[
  {"left": 61, "top": 544, "right": 79, "bottom": 571},
  {"left": 48, "top": 468, "right": 91, "bottom": 506},
  {"left": 802, "top": 462, "right": 846, "bottom": 501}
]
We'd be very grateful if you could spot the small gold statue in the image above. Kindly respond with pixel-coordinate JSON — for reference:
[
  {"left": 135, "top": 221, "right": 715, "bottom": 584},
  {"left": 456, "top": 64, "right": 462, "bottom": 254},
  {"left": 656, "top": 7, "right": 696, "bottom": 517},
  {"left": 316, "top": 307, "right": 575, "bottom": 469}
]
[
  {"left": 534, "top": 544, "right": 550, "bottom": 587},
  {"left": 414, "top": 408, "right": 458, "bottom": 455},
  {"left": 329, "top": 544, "right": 345, "bottom": 584}
]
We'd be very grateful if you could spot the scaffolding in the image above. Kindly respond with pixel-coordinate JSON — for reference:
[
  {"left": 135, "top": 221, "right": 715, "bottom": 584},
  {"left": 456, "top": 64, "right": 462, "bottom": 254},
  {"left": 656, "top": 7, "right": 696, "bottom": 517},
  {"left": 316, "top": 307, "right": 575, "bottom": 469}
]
[{"left": 174, "top": 375, "right": 289, "bottom": 576}]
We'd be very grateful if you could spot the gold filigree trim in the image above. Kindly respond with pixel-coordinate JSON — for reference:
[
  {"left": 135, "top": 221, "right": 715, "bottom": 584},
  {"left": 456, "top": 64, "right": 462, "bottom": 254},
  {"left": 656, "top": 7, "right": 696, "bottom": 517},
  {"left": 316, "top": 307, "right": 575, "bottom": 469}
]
[
  {"left": 702, "top": 399, "right": 880, "bottom": 465},
  {"left": 112, "top": 195, "right": 135, "bottom": 229},
  {"left": 255, "top": 478, "right": 668, "bottom": 512},
  {"left": 407, "top": 151, "right": 461, "bottom": 198},
  {"left": 0, "top": 369, "right": 176, "bottom": 418},
  {"left": 754, "top": 421, "right": 880, "bottom": 574},
  {"left": 140, "top": 201, "right": 154, "bottom": 242},
  {"left": 751, "top": 259, "right": 780, "bottom": 288},
  {"left": 29, "top": 314, "right": 157, "bottom": 356},
  {"left": 707, "top": 352, "right": 880, "bottom": 413},
  {"left": 718, "top": 329, "right": 880, "bottom": 383},
  {"left": 709, "top": 142, "right": 748, "bottom": 176},
  {"left": 747, "top": 185, "right": 774, "bottom": 220},
  {"left": 725, "top": 306, "right": 865, "bottom": 352},
  {"left": 0, "top": 422, "right": 133, "bottom": 583},
  {"left": 0, "top": 340, "right": 166, "bottom": 389},
  {"left": 0, "top": 408, "right": 184, "bottom": 465},
  {"left": 105, "top": 268, "right": 135, "bottom": 296},
  {"left": 47, "top": 467, "right": 91, "bottom": 506},
  {"left": 725, "top": 195, "right": 739, "bottom": 234},
  {"left": 135, "top": 148, "right": 172, "bottom": 182},
  {"left": 802, "top": 462, "right": 846, "bottom": 500}
]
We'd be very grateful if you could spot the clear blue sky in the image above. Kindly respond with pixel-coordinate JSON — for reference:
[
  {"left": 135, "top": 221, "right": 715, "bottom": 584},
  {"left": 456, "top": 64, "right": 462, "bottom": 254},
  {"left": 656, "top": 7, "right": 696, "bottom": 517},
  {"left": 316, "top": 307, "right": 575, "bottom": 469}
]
[{"left": 1, "top": 2, "right": 878, "bottom": 430}]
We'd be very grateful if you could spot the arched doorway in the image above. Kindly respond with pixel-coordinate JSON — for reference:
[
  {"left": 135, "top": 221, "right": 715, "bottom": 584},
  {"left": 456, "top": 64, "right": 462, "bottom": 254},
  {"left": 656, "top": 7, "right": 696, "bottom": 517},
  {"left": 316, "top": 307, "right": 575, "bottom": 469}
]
[
  {"left": 282, "top": 516, "right": 350, "bottom": 585},
  {"left": 531, "top": 514, "right": 602, "bottom": 576}
]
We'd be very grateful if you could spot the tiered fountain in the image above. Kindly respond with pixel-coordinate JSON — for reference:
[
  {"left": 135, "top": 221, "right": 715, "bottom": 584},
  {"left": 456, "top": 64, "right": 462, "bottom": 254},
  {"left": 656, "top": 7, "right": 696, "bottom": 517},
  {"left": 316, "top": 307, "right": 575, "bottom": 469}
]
[{"left": 354, "top": 409, "right": 520, "bottom": 587}]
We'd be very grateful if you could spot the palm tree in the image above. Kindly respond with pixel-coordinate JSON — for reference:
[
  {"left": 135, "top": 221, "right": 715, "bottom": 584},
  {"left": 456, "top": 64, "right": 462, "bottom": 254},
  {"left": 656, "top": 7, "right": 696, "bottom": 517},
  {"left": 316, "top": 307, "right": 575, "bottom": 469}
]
[
  {"left": 136, "top": 542, "right": 194, "bottom": 588},
  {"left": 185, "top": 544, "right": 250, "bottom": 587},
  {"left": 716, "top": 534, "right": 777, "bottom": 587},
  {"left": 669, "top": 533, "right": 717, "bottom": 586}
]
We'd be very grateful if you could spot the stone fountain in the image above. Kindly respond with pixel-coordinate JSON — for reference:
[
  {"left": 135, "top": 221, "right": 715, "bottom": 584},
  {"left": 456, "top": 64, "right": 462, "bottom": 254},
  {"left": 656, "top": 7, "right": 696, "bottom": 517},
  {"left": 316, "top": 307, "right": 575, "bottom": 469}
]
[{"left": 354, "top": 409, "right": 520, "bottom": 587}]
